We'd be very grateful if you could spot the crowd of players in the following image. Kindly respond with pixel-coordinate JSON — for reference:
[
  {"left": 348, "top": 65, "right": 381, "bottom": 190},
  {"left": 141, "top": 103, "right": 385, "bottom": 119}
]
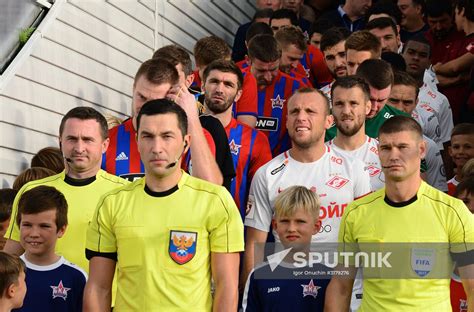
[{"left": 0, "top": 0, "right": 474, "bottom": 311}]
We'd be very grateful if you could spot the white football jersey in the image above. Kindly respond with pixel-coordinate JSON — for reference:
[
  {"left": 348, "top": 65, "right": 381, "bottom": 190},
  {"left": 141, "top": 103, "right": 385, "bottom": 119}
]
[
  {"left": 245, "top": 146, "right": 371, "bottom": 243},
  {"left": 326, "top": 136, "right": 385, "bottom": 192},
  {"left": 424, "top": 135, "right": 448, "bottom": 192},
  {"left": 419, "top": 83, "right": 454, "bottom": 148},
  {"left": 320, "top": 81, "right": 334, "bottom": 107},
  {"left": 412, "top": 105, "right": 442, "bottom": 149},
  {"left": 423, "top": 68, "right": 439, "bottom": 91}
]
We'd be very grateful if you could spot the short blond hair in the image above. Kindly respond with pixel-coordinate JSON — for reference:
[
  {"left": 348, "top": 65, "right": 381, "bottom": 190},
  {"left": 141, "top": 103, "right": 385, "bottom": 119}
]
[{"left": 274, "top": 186, "right": 320, "bottom": 221}]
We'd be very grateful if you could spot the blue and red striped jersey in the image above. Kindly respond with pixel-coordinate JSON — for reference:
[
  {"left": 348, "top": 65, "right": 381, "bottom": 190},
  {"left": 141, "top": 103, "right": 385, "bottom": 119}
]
[
  {"left": 102, "top": 119, "right": 144, "bottom": 180},
  {"left": 300, "top": 45, "right": 333, "bottom": 88},
  {"left": 225, "top": 118, "right": 272, "bottom": 219},
  {"left": 237, "top": 69, "right": 305, "bottom": 156},
  {"left": 102, "top": 118, "right": 218, "bottom": 182}
]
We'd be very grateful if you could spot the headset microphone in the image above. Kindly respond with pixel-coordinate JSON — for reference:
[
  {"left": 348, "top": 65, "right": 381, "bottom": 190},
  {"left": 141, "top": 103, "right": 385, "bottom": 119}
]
[
  {"left": 59, "top": 141, "right": 73, "bottom": 163},
  {"left": 165, "top": 142, "right": 188, "bottom": 169}
]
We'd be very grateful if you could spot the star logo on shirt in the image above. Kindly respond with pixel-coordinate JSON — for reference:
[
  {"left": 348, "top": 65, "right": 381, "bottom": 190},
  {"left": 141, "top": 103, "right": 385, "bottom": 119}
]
[
  {"left": 229, "top": 139, "right": 242, "bottom": 155},
  {"left": 50, "top": 280, "right": 71, "bottom": 300},
  {"left": 271, "top": 95, "right": 285, "bottom": 109},
  {"left": 301, "top": 279, "right": 321, "bottom": 298},
  {"left": 303, "top": 66, "right": 310, "bottom": 78}
]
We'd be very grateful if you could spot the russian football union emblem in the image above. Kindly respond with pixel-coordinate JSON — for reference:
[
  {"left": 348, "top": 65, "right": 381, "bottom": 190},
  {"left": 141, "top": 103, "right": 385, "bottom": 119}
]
[{"left": 169, "top": 231, "right": 197, "bottom": 265}]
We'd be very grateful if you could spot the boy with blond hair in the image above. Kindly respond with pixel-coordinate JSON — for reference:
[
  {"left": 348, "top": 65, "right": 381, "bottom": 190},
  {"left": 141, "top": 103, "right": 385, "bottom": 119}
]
[{"left": 242, "top": 186, "right": 329, "bottom": 311}]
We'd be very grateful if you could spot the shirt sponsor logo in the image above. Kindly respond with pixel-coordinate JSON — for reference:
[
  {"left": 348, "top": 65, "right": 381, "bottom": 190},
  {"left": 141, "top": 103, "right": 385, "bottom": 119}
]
[
  {"left": 301, "top": 279, "right": 321, "bottom": 298},
  {"left": 271, "top": 163, "right": 286, "bottom": 175},
  {"left": 267, "top": 286, "right": 280, "bottom": 293},
  {"left": 330, "top": 156, "right": 343, "bottom": 165},
  {"left": 325, "top": 176, "right": 349, "bottom": 189},
  {"left": 228, "top": 139, "right": 242, "bottom": 156},
  {"left": 271, "top": 95, "right": 285, "bottom": 109},
  {"left": 256, "top": 117, "right": 279, "bottom": 131},
  {"left": 50, "top": 280, "right": 70, "bottom": 300},
  {"left": 370, "top": 146, "right": 379, "bottom": 155},
  {"left": 384, "top": 112, "right": 394, "bottom": 119},
  {"left": 115, "top": 152, "right": 128, "bottom": 161},
  {"left": 169, "top": 231, "right": 197, "bottom": 265}
]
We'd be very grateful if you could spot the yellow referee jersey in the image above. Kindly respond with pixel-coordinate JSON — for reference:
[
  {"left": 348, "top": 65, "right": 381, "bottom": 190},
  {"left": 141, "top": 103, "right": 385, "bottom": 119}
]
[
  {"left": 339, "top": 181, "right": 474, "bottom": 311},
  {"left": 86, "top": 172, "right": 244, "bottom": 311},
  {"left": 5, "top": 170, "right": 127, "bottom": 272}
]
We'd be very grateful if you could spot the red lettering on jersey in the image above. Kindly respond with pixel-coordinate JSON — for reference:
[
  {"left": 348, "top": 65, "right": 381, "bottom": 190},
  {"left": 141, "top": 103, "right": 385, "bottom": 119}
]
[
  {"left": 370, "top": 146, "right": 379, "bottom": 155},
  {"left": 330, "top": 156, "right": 343, "bottom": 164},
  {"left": 325, "top": 176, "right": 349, "bottom": 189},
  {"left": 427, "top": 91, "right": 437, "bottom": 99},
  {"left": 420, "top": 103, "right": 435, "bottom": 113},
  {"left": 319, "top": 203, "right": 347, "bottom": 219}
]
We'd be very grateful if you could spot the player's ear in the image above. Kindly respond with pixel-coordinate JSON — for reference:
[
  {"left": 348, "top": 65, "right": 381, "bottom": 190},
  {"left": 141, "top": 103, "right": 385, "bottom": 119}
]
[
  {"left": 272, "top": 218, "right": 278, "bottom": 231},
  {"left": 101, "top": 137, "right": 110, "bottom": 154},
  {"left": 184, "top": 135, "right": 191, "bottom": 153},
  {"left": 365, "top": 100, "right": 371, "bottom": 115},
  {"left": 313, "top": 219, "right": 322, "bottom": 235},
  {"left": 419, "top": 138, "right": 427, "bottom": 159},
  {"left": 234, "top": 89, "right": 243, "bottom": 103},
  {"left": 325, "top": 114, "right": 334, "bottom": 130},
  {"left": 57, "top": 225, "right": 67, "bottom": 238},
  {"left": 185, "top": 73, "right": 194, "bottom": 89},
  {"left": 6, "top": 283, "right": 16, "bottom": 299}
]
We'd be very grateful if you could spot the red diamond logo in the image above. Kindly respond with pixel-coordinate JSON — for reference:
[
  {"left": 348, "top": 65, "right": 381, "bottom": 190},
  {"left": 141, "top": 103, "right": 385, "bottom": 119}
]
[{"left": 366, "top": 165, "right": 381, "bottom": 177}]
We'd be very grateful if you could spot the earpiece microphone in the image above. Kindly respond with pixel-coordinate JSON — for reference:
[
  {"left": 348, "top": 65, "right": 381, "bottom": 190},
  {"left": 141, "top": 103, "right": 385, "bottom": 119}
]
[
  {"left": 165, "top": 142, "right": 188, "bottom": 169},
  {"left": 59, "top": 141, "right": 72, "bottom": 163}
]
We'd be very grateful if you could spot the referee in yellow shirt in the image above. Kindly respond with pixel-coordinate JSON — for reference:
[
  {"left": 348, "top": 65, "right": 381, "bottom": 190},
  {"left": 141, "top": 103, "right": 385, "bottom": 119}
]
[
  {"left": 84, "top": 98, "right": 244, "bottom": 311},
  {"left": 325, "top": 116, "right": 474, "bottom": 311}
]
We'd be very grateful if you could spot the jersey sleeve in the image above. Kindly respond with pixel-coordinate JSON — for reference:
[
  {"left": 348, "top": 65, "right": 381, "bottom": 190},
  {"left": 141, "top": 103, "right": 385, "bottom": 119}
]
[
  {"left": 424, "top": 137, "right": 448, "bottom": 192},
  {"left": 352, "top": 159, "right": 372, "bottom": 199},
  {"left": 235, "top": 69, "right": 257, "bottom": 117},
  {"left": 74, "top": 269, "right": 87, "bottom": 312},
  {"left": 438, "top": 94, "right": 454, "bottom": 146},
  {"left": 5, "top": 183, "right": 31, "bottom": 242},
  {"left": 199, "top": 115, "right": 236, "bottom": 192},
  {"left": 208, "top": 188, "right": 244, "bottom": 253},
  {"left": 85, "top": 194, "right": 118, "bottom": 257},
  {"left": 236, "top": 72, "right": 258, "bottom": 117},
  {"left": 448, "top": 199, "right": 474, "bottom": 257},
  {"left": 242, "top": 269, "right": 262, "bottom": 312},
  {"left": 337, "top": 202, "right": 358, "bottom": 266},
  {"left": 249, "top": 131, "right": 272, "bottom": 181},
  {"left": 244, "top": 165, "right": 273, "bottom": 232},
  {"left": 308, "top": 46, "right": 333, "bottom": 87}
]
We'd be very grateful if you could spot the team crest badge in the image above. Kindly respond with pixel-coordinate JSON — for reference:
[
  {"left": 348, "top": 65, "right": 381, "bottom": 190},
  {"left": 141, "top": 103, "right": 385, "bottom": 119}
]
[
  {"left": 301, "top": 279, "right": 321, "bottom": 298},
  {"left": 271, "top": 95, "right": 285, "bottom": 109},
  {"left": 229, "top": 139, "right": 241, "bottom": 155},
  {"left": 325, "top": 176, "right": 349, "bottom": 189},
  {"left": 366, "top": 165, "right": 381, "bottom": 177},
  {"left": 50, "top": 280, "right": 70, "bottom": 300},
  {"left": 169, "top": 231, "right": 197, "bottom": 265},
  {"left": 411, "top": 248, "right": 435, "bottom": 277}
]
